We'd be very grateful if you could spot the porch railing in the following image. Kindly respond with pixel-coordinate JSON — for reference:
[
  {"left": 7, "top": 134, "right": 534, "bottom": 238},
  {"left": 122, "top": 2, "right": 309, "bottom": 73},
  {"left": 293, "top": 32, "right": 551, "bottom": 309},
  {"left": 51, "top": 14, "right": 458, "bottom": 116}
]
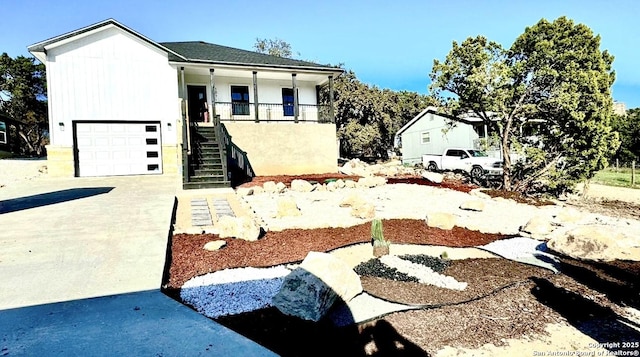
[
  {"left": 219, "top": 120, "right": 255, "bottom": 179},
  {"left": 214, "top": 102, "right": 332, "bottom": 123}
]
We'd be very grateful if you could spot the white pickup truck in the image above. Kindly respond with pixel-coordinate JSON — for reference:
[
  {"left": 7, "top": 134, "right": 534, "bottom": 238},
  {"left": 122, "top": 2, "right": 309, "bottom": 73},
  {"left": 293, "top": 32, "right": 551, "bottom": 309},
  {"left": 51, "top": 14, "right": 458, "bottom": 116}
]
[{"left": 422, "top": 148, "right": 503, "bottom": 179}]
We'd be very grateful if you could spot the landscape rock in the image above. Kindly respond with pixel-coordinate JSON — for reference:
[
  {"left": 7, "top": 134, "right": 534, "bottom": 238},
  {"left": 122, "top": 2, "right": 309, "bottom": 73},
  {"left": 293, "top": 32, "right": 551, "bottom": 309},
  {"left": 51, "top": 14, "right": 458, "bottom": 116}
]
[
  {"left": 276, "top": 182, "right": 287, "bottom": 193},
  {"left": 252, "top": 186, "right": 264, "bottom": 195},
  {"left": 425, "top": 212, "right": 456, "bottom": 230},
  {"left": 351, "top": 202, "right": 376, "bottom": 219},
  {"left": 291, "top": 179, "right": 314, "bottom": 192},
  {"left": 263, "top": 181, "right": 277, "bottom": 193},
  {"left": 554, "top": 208, "right": 586, "bottom": 225},
  {"left": 216, "top": 216, "right": 261, "bottom": 241},
  {"left": 547, "top": 225, "right": 640, "bottom": 262},
  {"left": 469, "top": 188, "right": 491, "bottom": 200},
  {"left": 326, "top": 181, "right": 338, "bottom": 192},
  {"left": 357, "top": 176, "right": 386, "bottom": 188},
  {"left": 459, "top": 200, "right": 485, "bottom": 212},
  {"left": 276, "top": 197, "right": 302, "bottom": 217},
  {"left": 340, "top": 193, "right": 366, "bottom": 207},
  {"left": 519, "top": 215, "right": 555, "bottom": 239},
  {"left": 344, "top": 180, "right": 357, "bottom": 188},
  {"left": 203, "top": 240, "right": 227, "bottom": 251},
  {"left": 335, "top": 179, "right": 346, "bottom": 189},
  {"left": 273, "top": 252, "right": 362, "bottom": 321},
  {"left": 236, "top": 187, "right": 254, "bottom": 197},
  {"left": 315, "top": 183, "right": 327, "bottom": 192},
  {"left": 421, "top": 170, "right": 444, "bottom": 184}
]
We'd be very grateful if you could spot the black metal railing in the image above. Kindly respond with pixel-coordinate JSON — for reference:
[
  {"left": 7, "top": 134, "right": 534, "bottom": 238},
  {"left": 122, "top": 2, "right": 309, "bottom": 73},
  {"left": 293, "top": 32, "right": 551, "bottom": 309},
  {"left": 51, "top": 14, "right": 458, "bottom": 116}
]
[
  {"left": 214, "top": 102, "right": 332, "bottom": 123},
  {"left": 219, "top": 120, "right": 255, "bottom": 180}
]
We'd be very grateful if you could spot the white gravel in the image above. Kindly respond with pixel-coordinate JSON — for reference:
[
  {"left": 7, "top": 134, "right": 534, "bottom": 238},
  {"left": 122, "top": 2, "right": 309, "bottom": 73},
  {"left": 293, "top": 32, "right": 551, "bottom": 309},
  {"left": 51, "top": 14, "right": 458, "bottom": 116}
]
[
  {"left": 180, "top": 266, "right": 290, "bottom": 318},
  {"left": 379, "top": 255, "right": 468, "bottom": 291}
]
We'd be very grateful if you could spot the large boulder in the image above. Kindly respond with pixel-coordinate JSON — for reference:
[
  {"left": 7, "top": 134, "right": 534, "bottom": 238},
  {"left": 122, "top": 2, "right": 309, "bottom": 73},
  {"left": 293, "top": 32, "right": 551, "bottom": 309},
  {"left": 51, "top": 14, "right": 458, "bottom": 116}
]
[
  {"left": 272, "top": 252, "right": 362, "bottom": 321},
  {"left": 519, "top": 215, "right": 554, "bottom": 239},
  {"left": 339, "top": 193, "right": 366, "bottom": 208},
  {"left": 216, "top": 216, "right": 261, "bottom": 241},
  {"left": 357, "top": 176, "right": 386, "bottom": 188},
  {"left": 425, "top": 212, "right": 456, "bottom": 230},
  {"left": 547, "top": 225, "right": 640, "bottom": 262},
  {"left": 290, "top": 179, "right": 314, "bottom": 192},
  {"left": 276, "top": 197, "right": 301, "bottom": 217},
  {"left": 421, "top": 170, "right": 444, "bottom": 184}
]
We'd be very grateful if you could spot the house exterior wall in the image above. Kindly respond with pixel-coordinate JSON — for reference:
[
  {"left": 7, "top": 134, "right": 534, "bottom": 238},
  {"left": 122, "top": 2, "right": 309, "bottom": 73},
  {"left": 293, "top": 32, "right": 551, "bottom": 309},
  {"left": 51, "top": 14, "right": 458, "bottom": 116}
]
[
  {"left": 44, "top": 26, "right": 179, "bottom": 176},
  {"left": 224, "top": 122, "right": 337, "bottom": 175},
  {"left": 401, "top": 113, "right": 479, "bottom": 165}
]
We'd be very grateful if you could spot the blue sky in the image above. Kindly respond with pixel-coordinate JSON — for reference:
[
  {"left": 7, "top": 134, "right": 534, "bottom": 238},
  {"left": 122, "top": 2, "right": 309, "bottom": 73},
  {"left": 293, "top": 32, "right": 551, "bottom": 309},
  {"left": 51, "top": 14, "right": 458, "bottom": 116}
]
[{"left": 2, "top": 0, "right": 639, "bottom": 108}]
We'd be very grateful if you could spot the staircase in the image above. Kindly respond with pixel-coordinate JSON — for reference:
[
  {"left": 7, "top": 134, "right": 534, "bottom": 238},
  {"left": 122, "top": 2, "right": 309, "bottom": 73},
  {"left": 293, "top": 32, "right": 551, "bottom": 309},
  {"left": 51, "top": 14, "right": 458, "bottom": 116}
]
[{"left": 183, "top": 126, "right": 231, "bottom": 189}]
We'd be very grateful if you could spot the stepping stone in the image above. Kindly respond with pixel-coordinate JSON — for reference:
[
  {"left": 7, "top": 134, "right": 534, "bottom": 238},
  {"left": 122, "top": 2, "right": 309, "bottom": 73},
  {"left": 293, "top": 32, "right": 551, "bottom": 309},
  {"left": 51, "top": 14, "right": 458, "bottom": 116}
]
[
  {"left": 211, "top": 198, "right": 235, "bottom": 219},
  {"left": 191, "top": 198, "right": 213, "bottom": 226}
]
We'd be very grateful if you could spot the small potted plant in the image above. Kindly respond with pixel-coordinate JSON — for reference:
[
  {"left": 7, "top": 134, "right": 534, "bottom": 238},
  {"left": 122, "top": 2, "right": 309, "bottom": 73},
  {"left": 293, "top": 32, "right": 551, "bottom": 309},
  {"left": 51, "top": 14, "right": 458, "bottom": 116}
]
[{"left": 371, "top": 218, "right": 390, "bottom": 257}]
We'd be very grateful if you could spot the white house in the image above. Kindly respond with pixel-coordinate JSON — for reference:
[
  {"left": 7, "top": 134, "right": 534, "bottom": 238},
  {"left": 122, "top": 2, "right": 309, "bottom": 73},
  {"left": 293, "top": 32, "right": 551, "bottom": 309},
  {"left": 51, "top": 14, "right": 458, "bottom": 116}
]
[
  {"left": 395, "top": 107, "right": 496, "bottom": 165},
  {"left": 28, "top": 19, "right": 343, "bottom": 188}
]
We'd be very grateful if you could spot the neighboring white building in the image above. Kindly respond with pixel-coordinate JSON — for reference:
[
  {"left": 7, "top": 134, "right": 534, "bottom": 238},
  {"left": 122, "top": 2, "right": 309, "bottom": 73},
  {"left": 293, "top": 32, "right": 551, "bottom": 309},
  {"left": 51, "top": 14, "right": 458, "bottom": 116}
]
[
  {"left": 395, "top": 107, "right": 492, "bottom": 165},
  {"left": 28, "top": 19, "right": 343, "bottom": 188}
]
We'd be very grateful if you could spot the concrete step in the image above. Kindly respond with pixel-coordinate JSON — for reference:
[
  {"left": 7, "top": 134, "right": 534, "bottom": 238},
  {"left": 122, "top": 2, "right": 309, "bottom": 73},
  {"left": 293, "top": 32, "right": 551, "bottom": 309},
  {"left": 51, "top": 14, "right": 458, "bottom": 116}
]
[{"left": 183, "top": 181, "right": 231, "bottom": 189}]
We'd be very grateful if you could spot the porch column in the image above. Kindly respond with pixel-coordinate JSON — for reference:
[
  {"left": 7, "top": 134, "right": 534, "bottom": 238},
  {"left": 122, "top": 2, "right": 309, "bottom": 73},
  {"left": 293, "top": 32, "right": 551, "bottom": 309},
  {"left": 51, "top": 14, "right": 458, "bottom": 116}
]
[
  {"left": 209, "top": 68, "right": 216, "bottom": 124},
  {"left": 328, "top": 75, "right": 335, "bottom": 124},
  {"left": 292, "top": 73, "right": 299, "bottom": 123},
  {"left": 180, "top": 66, "right": 189, "bottom": 183},
  {"left": 253, "top": 71, "right": 259, "bottom": 123}
]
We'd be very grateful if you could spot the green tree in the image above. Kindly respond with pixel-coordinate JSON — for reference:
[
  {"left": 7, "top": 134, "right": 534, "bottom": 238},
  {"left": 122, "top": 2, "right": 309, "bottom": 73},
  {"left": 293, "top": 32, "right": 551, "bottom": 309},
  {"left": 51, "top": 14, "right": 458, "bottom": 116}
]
[
  {"left": 430, "top": 17, "right": 619, "bottom": 194},
  {"left": 0, "top": 53, "right": 48, "bottom": 156},
  {"left": 254, "top": 38, "right": 296, "bottom": 58},
  {"left": 611, "top": 108, "right": 640, "bottom": 164}
]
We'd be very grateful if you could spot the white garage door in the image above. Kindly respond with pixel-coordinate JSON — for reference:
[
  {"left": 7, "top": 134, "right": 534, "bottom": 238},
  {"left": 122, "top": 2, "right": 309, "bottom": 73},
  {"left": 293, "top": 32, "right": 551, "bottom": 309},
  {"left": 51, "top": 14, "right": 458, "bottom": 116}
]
[{"left": 75, "top": 122, "right": 163, "bottom": 177}]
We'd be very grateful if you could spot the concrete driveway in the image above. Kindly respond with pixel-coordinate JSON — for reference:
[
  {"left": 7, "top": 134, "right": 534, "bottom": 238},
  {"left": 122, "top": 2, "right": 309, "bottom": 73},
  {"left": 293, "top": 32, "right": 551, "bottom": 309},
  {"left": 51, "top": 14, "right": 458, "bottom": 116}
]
[{"left": 0, "top": 174, "right": 177, "bottom": 309}]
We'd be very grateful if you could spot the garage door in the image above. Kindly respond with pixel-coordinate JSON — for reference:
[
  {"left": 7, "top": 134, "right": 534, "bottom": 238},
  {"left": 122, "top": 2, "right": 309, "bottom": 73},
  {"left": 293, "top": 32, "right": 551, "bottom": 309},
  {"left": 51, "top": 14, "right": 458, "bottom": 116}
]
[{"left": 75, "top": 122, "right": 163, "bottom": 177}]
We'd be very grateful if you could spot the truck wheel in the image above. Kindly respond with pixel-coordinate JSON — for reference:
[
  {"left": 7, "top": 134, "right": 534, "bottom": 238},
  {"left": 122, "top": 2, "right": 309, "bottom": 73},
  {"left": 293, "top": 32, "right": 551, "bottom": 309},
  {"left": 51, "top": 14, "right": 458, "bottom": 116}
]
[
  {"left": 470, "top": 166, "right": 484, "bottom": 179},
  {"left": 427, "top": 162, "right": 438, "bottom": 171}
]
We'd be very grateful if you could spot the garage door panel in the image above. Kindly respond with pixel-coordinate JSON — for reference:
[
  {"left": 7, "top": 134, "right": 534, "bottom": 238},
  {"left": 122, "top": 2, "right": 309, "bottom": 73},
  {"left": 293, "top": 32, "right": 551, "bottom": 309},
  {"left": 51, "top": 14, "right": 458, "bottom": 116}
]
[{"left": 75, "top": 122, "right": 163, "bottom": 177}]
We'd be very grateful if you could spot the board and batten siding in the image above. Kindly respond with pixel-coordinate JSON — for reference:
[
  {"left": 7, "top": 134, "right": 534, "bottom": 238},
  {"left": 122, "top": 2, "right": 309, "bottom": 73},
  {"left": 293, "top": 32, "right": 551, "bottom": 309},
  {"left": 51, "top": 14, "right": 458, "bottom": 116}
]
[
  {"left": 46, "top": 26, "right": 179, "bottom": 147},
  {"left": 401, "top": 113, "right": 479, "bottom": 165}
]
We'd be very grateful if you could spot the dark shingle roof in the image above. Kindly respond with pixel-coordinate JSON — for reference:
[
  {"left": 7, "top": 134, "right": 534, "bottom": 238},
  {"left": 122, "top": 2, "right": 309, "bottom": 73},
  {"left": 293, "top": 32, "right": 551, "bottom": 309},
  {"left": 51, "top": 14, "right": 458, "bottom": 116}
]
[{"left": 160, "top": 41, "right": 337, "bottom": 70}]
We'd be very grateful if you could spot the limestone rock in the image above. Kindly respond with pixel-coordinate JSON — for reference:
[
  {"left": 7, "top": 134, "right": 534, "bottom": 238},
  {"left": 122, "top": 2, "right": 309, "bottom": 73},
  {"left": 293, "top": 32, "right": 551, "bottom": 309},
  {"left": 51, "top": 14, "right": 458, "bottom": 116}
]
[
  {"left": 338, "top": 164, "right": 353, "bottom": 176},
  {"left": 326, "top": 181, "right": 337, "bottom": 192},
  {"left": 335, "top": 179, "right": 346, "bottom": 189},
  {"left": 276, "top": 182, "right": 287, "bottom": 193},
  {"left": 291, "top": 179, "right": 314, "bottom": 192},
  {"left": 421, "top": 170, "right": 444, "bottom": 184},
  {"left": 425, "top": 212, "right": 456, "bottom": 230},
  {"left": 459, "top": 200, "right": 485, "bottom": 212},
  {"left": 351, "top": 202, "right": 375, "bottom": 219},
  {"left": 344, "top": 180, "right": 357, "bottom": 188},
  {"left": 263, "top": 181, "right": 277, "bottom": 193},
  {"left": 340, "top": 193, "right": 366, "bottom": 208},
  {"left": 315, "top": 183, "right": 327, "bottom": 192},
  {"left": 203, "top": 240, "right": 227, "bottom": 251},
  {"left": 252, "top": 186, "right": 264, "bottom": 195},
  {"left": 236, "top": 187, "right": 254, "bottom": 197},
  {"left": 519, "top": 215, "right": 554, "bottom": 239},
  {"left": 555, "top": 208, "right": 586, "bottom": 225},
  {"left": 357, "top": 176, "right": 386, "bottom": 188},
  {"left": 547, "top": 225, "right": 640, "bottom": 262},
  {"left": 300, "top": 252, "right": 362, "bottom": 302},
  {"left": 469, "top": 188, "right": 491, "bottom": 200},
  {"left": 273, "top": 252, "right": 362, "bottom": 321},
  {"left": 216, "top": 216, "right": 261, "bottom": 241},
  {"left": 276, "top": 197, "right": 302, "bottom": 217}
]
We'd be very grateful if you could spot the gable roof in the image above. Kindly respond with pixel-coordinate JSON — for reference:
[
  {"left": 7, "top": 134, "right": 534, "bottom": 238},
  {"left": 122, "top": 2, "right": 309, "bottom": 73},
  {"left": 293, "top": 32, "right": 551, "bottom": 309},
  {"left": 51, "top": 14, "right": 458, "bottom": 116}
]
[
  {"left": 28, "top": 19, "right": 342, "bottom": 74},
  {"left": 27, "top": 19, "right": 186, "bottom": 63},
  {"left": 395, "top": 106, "right": 482, "bottom": 138},
  {"left": 161, "top": 41, "right": 339, "bottom": 72}
]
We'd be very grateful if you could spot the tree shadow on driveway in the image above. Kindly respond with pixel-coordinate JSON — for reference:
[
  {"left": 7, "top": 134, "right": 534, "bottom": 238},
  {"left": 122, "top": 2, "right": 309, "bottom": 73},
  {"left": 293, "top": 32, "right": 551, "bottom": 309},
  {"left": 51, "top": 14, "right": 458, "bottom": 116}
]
[{"left": 0, "top": 187, "right": 114, "bottom": 214}]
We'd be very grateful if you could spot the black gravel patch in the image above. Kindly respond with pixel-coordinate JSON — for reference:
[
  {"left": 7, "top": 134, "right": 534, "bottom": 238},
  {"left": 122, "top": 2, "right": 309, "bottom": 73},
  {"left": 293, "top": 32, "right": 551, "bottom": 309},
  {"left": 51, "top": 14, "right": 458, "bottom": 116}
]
[
  {"left": 398, "top": 254, "right": 450, "bottom": 273},
  {"left": 354, "top": 259, "right": 418, "bottom": 283}
]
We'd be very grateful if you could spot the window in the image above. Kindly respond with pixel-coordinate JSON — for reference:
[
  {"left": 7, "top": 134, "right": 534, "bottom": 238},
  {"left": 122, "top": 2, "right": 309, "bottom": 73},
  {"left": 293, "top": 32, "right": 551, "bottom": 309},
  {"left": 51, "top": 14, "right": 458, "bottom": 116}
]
[
  {"left": 282, "top": 88, "right": 295, "bottom": 117},
  {"left": 421, "top": 131, "right": 430, "bottom": 144},
  {"left": 231, "top": 86, "right": 250, "bottom": 115},
  {"left": 0, "top": 121, "right": 6, "bottom": 144}
]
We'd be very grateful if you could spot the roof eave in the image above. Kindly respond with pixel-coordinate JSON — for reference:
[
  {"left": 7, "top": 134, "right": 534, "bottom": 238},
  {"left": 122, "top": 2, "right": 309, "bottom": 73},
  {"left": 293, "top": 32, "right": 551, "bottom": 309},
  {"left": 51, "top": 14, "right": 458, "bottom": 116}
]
[{"left": 170, "top": 59, "right": 343, "bottom": 74}]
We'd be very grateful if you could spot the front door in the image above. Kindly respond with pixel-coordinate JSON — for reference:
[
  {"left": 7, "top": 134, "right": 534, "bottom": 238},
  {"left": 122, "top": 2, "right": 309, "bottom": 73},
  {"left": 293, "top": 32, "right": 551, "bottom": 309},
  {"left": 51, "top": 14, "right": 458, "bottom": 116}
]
[{"left": 187, "top": 86, "right": 208, "bottom": 123}]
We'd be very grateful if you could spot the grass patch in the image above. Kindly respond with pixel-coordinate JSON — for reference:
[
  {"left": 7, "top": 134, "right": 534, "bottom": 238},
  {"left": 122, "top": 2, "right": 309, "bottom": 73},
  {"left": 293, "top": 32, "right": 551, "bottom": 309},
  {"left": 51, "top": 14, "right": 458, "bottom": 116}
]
[{"left": 591, "top": 167, "right": 639, "bottom": 189}]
